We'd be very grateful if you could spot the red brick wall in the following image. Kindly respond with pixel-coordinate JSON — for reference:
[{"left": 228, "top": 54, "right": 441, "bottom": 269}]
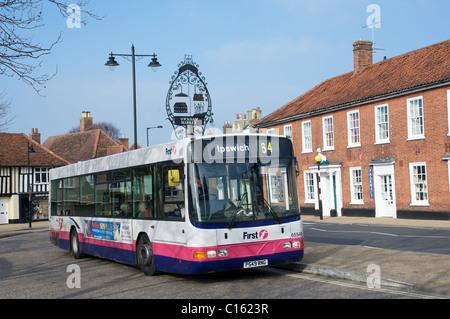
[{"left": 262, "top": 85, "right": 450, "bottom": 214}]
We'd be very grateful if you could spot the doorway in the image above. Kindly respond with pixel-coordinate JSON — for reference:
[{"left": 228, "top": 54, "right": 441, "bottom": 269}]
[
  {"left": 310, "top": 164, "right": 342, "bottom": 218},
  {"left": 0, "top": 199, "right": 8, "bottom": 224},
  {"left": 372, "top": 162, "right": 397, "bottom": 218}
]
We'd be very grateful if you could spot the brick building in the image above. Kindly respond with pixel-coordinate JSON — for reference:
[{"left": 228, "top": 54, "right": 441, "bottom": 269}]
[{"left": 257, "top": 39, "right": 450, "bottom": 220}]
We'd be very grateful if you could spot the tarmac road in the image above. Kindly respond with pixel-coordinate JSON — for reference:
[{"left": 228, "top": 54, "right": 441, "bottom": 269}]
[
  {"left": 2, "top": 216, "right": 450, "bottom": 297},
  {"left": 303, "top": 221, "right": 450, "bottom": 255}
]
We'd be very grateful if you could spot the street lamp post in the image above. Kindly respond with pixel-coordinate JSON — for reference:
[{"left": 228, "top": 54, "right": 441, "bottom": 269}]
[
  {"left": 27, "top": 142, "right": 35, "bottom": 228},
  {"left": 315, "top": 154, "right": 323, "bottom": 220},
  {"left": 105, "top": 45, "right": 161, "bottom": 150},
  {"left": 146, "top": 125, "right": 163, "bottom": 147}
]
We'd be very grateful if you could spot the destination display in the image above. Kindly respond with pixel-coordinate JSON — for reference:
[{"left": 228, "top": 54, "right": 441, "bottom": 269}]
[{"left": 189, "top": 135, "right": 293, "bottom": 163}]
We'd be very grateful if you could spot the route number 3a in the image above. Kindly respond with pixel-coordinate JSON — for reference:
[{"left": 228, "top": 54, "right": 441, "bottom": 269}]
[{"left": 260, "top": 142, "right": 272, "bottom": 154}]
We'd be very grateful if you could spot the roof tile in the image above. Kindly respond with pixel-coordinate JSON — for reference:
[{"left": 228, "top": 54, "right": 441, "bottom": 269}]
[
  {"left": 0, "top": 133, "right": 69, "bottom": 167},
  {"left": 259, "top": 39, "right": 450, "bottom": 126}
]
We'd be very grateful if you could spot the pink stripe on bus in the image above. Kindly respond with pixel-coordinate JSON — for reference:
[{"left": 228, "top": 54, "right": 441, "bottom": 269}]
[{"left": 50, "top": 229, "right": 303, "bottom": 262}]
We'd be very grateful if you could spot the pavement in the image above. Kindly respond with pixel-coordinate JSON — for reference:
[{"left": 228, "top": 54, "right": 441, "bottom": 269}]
[{"left": 2, "top": 216, "right": 450, "bottom": 297}]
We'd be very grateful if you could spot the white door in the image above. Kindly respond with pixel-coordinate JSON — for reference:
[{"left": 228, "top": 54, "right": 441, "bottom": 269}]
[
  {"left": 379, "top": 175, "right": 396, "bottom": 217},
  {"left": 0, "top": 199, "right": 8, "bottom": 224},
  {"left": 373, "top": 164, "right": 397, "bottom": 218}
]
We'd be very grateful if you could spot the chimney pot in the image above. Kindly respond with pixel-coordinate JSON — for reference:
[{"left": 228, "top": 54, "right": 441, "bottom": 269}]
[
  {"left": 80, "top": 111, "right": 93, "bottom": 132},
  {"left": 30, "top": 127, "right": 41, "bottom": 144},
  {"left": 118, "top": 134, "right": 129, "bottom": 150}
]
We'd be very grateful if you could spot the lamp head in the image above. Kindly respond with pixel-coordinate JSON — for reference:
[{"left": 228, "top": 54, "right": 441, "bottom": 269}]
[
  {"left": 148, "top": 56, "right": 161, "bottom": 72},
  {"left": 105, "top": 55, "right": 119, "bottom": 71}
]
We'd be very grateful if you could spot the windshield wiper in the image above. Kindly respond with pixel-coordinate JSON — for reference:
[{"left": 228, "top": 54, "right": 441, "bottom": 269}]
[
  {"left": 262, "top": 197, "right": 281, "bottom": 224},
  {"left": 227, "top": 198, "right": 247, "bottom": 229},
  {"left": 227, "top": 204, "right": 238, "bottom": 229}
]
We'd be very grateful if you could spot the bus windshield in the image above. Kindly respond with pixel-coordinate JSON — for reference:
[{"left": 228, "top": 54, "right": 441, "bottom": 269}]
[{"left": 189, "top": 158, "right": 300, "bottom": 227}]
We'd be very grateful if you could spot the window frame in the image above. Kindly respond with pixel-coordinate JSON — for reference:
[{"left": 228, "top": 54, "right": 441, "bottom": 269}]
[
  {"left": 374, "top": 103, "right": 390, "bottom": 144},
  {"left": 409, "top": 162, "right": 429, "bottom": 206},
  {"left": 303, "top": 171, "right": 316, "bottom": 204},
  {"left": 349, "top": 167, "right": 364, "bottom": 204},
  {"left": 407, "top": 96, "right": 425, "bottom": 140},
  {"left": 347, "top": 110, "right": 361, "bottom": 148},
  {"left": 447, "top": 90, "right": 450, "bottom": 136},
  {"left": 302, "top": 120, "right": 312, "bottom": 153},
  {"left": 34, "top": 167, "right": 49, "bottom": 185},
  {"left": 283, "top": 124, "right": 292, "bottom": 140},
  {"left": 322, "top": 115, "right": 335, "bottom": 151}
]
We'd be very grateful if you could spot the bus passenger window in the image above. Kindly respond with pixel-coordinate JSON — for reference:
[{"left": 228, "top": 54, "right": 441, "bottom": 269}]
[
  {"left": 79, "top": 175, "right": 95, "bottom": 217},
  {"left": 50, "top": 180, "right": 62, "bottom": 216},
  {"left": 133, "top": 166, "right": 158, "bottom": 219},
  {"left": 63, "top": 177, "right": 79, "bottom": 216}
]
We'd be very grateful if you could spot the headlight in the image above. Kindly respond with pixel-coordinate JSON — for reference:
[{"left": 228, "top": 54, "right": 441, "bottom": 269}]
[
  {"left": 283, "top": 241, "right": 292, "bottom": 249},
  {"left": 292, "top": 240, "right": 301, "bottom": 248},
  {"left": 218, "top": 249, "right": 228, "bottom": 257}
]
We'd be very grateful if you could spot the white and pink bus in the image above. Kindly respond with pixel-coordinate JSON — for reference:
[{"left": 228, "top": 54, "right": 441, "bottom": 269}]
[{"left": 49, "top": 133, "right": 304, "bottom": 275}]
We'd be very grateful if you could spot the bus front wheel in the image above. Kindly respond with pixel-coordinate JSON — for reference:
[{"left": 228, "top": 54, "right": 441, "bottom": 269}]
[
  {"left": 70, "top": 228, "right": 84, "bottom": 259},
  {"left": 137, "top": 234, "right": 158, "bottom": 276}
]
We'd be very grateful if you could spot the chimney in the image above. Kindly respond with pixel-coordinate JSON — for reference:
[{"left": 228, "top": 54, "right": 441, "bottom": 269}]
[
  {"left": 223, "top": 122, "right": 232, "bottom": 134},
  {"left": 248, "top": 107, "right": 262, "bottom": 127},
  {"left": 80, "top": 111, "right": 93, "bottom": 132},
  {"left": 353, "top": 40, "right": 373, "bottom": 74},
  {"left": 118, "top": 134, "right": 129, "bottom": 149},
  {"left": 30, "top": 128, "right": 41, "bottom": 144}
]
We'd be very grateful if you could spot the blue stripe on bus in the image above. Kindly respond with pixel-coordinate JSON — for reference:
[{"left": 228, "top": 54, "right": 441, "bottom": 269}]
[
  {"left": 57, "top": 235, "right": 303, "bottom": 275},
  {"left": 155, "top": 250, "right": 304, "bottom": 275},
  {"left": 57, "top": 238, "right": 137, "bottom": 265}
]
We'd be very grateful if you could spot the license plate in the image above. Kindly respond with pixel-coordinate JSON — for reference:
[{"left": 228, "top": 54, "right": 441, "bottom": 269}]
[{"left": 243, "top": 259, "right": 268, "bottom": 269}]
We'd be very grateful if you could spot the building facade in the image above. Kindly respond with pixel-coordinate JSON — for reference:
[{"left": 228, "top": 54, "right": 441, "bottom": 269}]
[
  {"left": 257, "top": 39, "right": 450, "bottom": 220},
  {"left": 0, "top": 111, "right": 132, "bottom": 224},
  {"left": 0, "top": 132, "right": 69, "bottom": 224}
]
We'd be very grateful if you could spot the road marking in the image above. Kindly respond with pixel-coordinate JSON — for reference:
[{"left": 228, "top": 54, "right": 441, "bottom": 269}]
[
  {"left": 370, "top": 232, "right": 398, "bottom": 237},
  {"left": 306, "top": 225, "right": 450, "bottom": 240},
  {"left": 262, "top": 267, "right": 444, "bottom": 299}
]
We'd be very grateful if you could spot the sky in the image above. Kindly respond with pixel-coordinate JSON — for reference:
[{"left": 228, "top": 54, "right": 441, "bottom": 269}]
[{"left": 2, "top": 0, "right": 449, "bottom": 147}]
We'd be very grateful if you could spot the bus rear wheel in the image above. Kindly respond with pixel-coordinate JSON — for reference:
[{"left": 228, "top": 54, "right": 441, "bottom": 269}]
[
  {"left": 70, "top": 228, "right": 84, "bottom": 259},
  {"left": 137, "top": 234, "right": 158, "bottom": 276}
]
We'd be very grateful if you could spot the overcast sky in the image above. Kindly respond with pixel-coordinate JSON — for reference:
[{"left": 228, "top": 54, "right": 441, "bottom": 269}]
[{"left": 2, "top": 0, "right": 449, "bottom": 147}]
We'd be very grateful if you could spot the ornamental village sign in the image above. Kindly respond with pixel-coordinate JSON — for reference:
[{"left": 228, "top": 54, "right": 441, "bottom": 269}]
[{"left": 166, "top": 55, "right": 214, "bottom": 139}]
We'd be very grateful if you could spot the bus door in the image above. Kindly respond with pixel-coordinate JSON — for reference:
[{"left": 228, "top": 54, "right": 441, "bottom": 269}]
[{"left": 153, "top": 165, "right": 186, "bottom": 245}]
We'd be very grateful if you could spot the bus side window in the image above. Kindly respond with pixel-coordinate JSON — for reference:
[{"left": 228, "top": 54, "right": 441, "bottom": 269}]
[
  {"left": 50, "top": 180, "right": 61, "bottom": 216},
  {"left": 133, "top": 166, "right": 158, "bottom": 219},
  {"left": 111, "top": 170, "right": 132, "bottom": 217},
  {"left": 79, "top": 175, "right": 95, "bottom": 217},
  {"left": 63, "top": 177, "right": 79, "bottom": 216},
  {"left": 162, "top": 166, "right": 185, "bottom": 220},
  {"left": 95, "top": 173, "right": 111, "bottom": 217}
]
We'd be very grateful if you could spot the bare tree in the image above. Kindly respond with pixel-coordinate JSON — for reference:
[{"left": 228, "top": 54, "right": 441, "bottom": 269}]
[
  {"left": 0, "top": 92, "right": 15, "bottom": 131},
  {"left": 0, "top": 0, "right": 101, "bottom": 131}
]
